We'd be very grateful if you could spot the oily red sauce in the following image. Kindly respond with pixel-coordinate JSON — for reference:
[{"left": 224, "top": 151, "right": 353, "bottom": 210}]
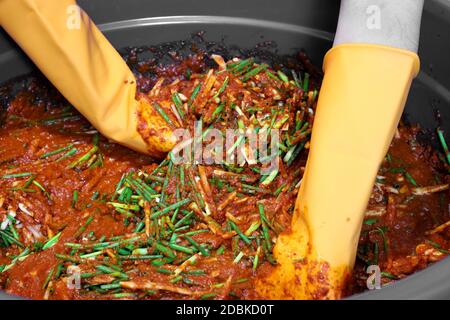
[
  {"left": 0, "top": 53, "right": 449, "bottom": 300},
  {"left": 351, "top": 126, "right": 450, "bottom": 292}
]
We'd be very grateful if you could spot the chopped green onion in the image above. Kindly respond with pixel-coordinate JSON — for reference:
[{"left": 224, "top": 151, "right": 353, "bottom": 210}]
[
  {"left": 303, "top": 73, "right": 310, "bottom": 91},
  {"left": 233, "top": 251, "right": 244, "bottom": 264},
  {"left": 277, "top": 70, "right": 289, "bottom": 83},
  {"left": 189, "top": 83, "right": 202, "bottom": 106},
  {"left": 261, "top": 169, "right": 279, "bottom": 186},
  {"left": 68, "top": 146, "right": 98, "bottom": 169},
  {"left": 42, "top": 232, "right": 62, "bottom": 250},
  {"left": 56, "top": 147, "right": 77, "bottom": 162},
  {"left": 71, "top": 190, "right": 79, "bottom": 209},
  {"left": 1, "top": 172, "right": 33, "bottom": 179},
  {"left": 258, "top": 203, "right": 272, "bottom": 251},
  {"left": 229, "top": 221, "right": 251, "bottom": 245},
  {"left": 150, "top": 198, "right": 191, "bottom": 219},
  {"left": 437, "top": 128, "right": 450, "bottom": 165},
  {"left": 40, "top": 144, "right": 74, "bottom": 159},
  {"left": 153, "top": 102, "right": 175, "bottom": 127},
  {"left": 171, "top": 93, "right": 185, "bottom": 118}
]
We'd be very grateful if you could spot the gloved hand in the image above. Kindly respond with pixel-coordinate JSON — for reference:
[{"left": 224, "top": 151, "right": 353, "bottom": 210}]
[
  {"left": 0, "top": 0, "right": 177, "bottom": 157},
  {"left": 257, "top": 0, "right": 423, "bottom": 299}
]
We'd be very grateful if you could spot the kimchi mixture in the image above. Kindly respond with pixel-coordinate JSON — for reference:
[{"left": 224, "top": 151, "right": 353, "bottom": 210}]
[{"left": 0, "top": 48, "right": 449, "bottom": 300}]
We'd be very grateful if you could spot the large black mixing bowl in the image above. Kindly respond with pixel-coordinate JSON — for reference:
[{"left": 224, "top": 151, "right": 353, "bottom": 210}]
[{"left": 0, "top": 0, "right": 449, "bottom": 299}]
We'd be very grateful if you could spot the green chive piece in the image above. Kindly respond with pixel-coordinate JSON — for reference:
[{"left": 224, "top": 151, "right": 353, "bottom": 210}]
[
  {"left": 74, "top": 215, "right": 94, "bottom": 238},
  {"left": 277, "top": 70, "right": 289, "bottom": 83},
  {"left": 241, "top": 65, "right": 266, "bottom": 82},
  {"left": 54, "top": 263, "right": 64, "bottom": 279},
  {"left": 213, "top": 76, "right": 229, "bottom": 98},
  {"left": 156, "top": 268, "right": 173, "bottom": 274},
  {"left": 40, "top": 144, "right": 74, "bottom": 159},
  {"left": 171, "top": 93, "right": 185, "bottom": 118},
  {"left": 437, "top": 129, "right": 450, "bottom": 165},
  {"left": 287, "top": 142, "right": 305, "bottom": 166},
  {"left": 189, "top": 83, "right": 202, "bottom": 106},
  {"left": 283, "top": 145, "right": 297, "bottom": 163},
  {"left": 42, "top": 232, "right": 62, "bottom": 250},
  {"left": 8, "top": 223, "right": 19, "bottom": 241},
  {"left": 55, "top": 254, "right": 80, "bottom": 264},
  {"left": 108, "top": 202, "right": 140, "bottom": 211},
  {"left": 183, "top": 235, "right": 209, "bottom": 256},
  {"left": 258, "top": 203, "right": 272, "bottom": 251},
  {"left": 211, "top": 102, "right": 225, "bottom": 120},
  {"left": 167, "top": 242, "right": 194, "bottom": 255},
  {"left": 376, "top": 227, "right": 389, "bottom": 253},
  {"left": 153, "top": 102, "right": 175, "bottom": 127},
  {"left": 92, "top": 133, "right": 100, "bottom": 146},
  {"left": 32, "top": 180, "right": 51, "bottom": 199},
  {"left": 71, "top": 190, "right": 79, "bottom": 209},
  {"left": 381, "top": 271, "right": 399, "bottom": 280},
  {"left": 0, "top": 230, "right": 24, "bottom": 247},
  {"left": 155, "top": 243, "right": 176, "bottom": 259},
  {"left": 182, "top": 229, "right": 209, "bottom": 236},
  {"left": 134, "top": 221, "right": 145, "bottom": 233},
  {"left": 80, "top": 251, "right": 104, "bottom": 259},
  {"left": 291, "top": 70, "right": 302, "bottom": 88},
  {"left": 244, "top": 221, "right": 261, "bottom": 236},
  {"left": 364, "top": 218, "right": 378, "bottom": 225},
  {"left": 274, "top": 183, "right": 286, "bottom": 197},
  {"left": 261, "top": 169, "right": 279, "bottom": 186},
  {"left": 404, "top": 172, "right": 418, "bottom": 187},
  {"left": 150, "top": 198, "right": 191, "bottom": 219},
  {"left": 303, "top": 72, "right": 310, "bottom": 91},
  {"left": 100, "top": 282, "right": 122, "bottom": 290},
  {"left": 173, "top": 211, "right": 194, "bottom": 229},
  {"left": 56, "top": 147, "right": 77, "bottom": 162},
  {"left": 265, "top": 69, "right": 281, "bottom": 82},
  {"left": 68, "top": 146, "right": 98, "bottom": 169},
  {"left": 42, "top": 266, "right": 55, "bottom": 290},
  {"left": 200, "top": 293, "right": 217, "bottom": 300},
  {"left": 228, "top": 58, "right": 254, "bottom": 74},
  {"left": 233, "top": 251, "right": 244, "bottom": 264},
  {"left": 229, "top": 221, "right": 251, "bottom": 245},
  {"left": 1, "top": 172, "right": 33, "bottom": 179},
  {"left": 253, "top": 250, "right": 260, "bottom": 270},
  {"left": 120, "top": 255, "right": 163, "bottom": 261}
]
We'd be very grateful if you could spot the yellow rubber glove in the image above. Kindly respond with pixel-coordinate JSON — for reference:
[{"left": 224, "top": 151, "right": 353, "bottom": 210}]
[
  {"left": 0, "top": 0, "right": 176, "bottom": 157},
  {"left": 257, "top": 44, "right": 420, "bottom": 299},
  {"left": 257, "top": 0, "right": 423, "bottom": 299}
]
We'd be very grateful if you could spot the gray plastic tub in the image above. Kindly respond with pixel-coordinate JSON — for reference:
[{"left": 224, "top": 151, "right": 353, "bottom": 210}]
[{"left": 0, "top": 0, "right": 449, "bottom": 299}]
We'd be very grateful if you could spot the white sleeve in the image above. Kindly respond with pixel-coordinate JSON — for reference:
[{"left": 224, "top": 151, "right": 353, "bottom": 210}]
[{"left": 333, "top": 0, "right": 424, "bottom": 53}]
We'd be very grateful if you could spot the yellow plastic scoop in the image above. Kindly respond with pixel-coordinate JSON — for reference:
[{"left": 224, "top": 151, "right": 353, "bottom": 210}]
[{"left": 0, "top": 0, "right": 176, "bottom": 156}]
